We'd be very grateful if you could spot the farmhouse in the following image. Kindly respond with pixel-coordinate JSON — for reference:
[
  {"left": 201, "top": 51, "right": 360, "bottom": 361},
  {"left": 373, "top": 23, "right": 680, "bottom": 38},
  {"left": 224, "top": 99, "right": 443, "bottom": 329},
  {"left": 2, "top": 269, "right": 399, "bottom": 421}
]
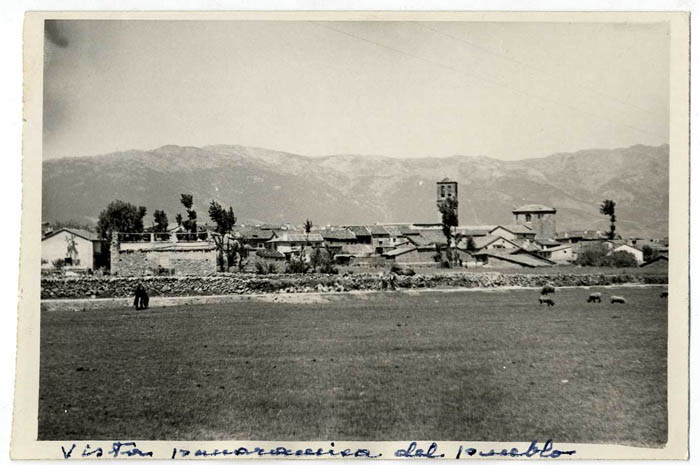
[
  {"left": 42, "top": 228, "right": 106, "bottom": 271},
  {"left": 537, "top": 243, "right": 577, "bottom": 263},
  {"left": 266, "top": 232, "right": 324, "bottom": 255},
  {"left": 406, "top": 229, "right": 448, "bottom": 248},
  {"left": 234, "top": 226, "right": 277, "bottom": 249},
  {"left": 382, "top": 245, "right": 437, "bottom": 265},
  {"left": 471, "top": 235, "right": 521, "bottom": 252},
  {"left": 366, "top": 225, "right": 392, "bottom": 254},
  {"left": 320, "top": 228, "right": 357, "bottom": 254},
  {"left": 489, "top": 224, "right": 536, "bottom": 242},
  {"left": 346, "top": 225, "right": 372, "bottom": 244},
  {"left": 474, "top": 249, "right": 555, "bottom": 268}
]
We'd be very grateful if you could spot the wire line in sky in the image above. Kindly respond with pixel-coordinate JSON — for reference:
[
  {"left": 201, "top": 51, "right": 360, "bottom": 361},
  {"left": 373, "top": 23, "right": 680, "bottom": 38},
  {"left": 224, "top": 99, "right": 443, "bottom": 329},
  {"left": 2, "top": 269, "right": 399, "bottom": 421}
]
[{"left": 311, "top": 22, "right": 666, "bottom": 141}]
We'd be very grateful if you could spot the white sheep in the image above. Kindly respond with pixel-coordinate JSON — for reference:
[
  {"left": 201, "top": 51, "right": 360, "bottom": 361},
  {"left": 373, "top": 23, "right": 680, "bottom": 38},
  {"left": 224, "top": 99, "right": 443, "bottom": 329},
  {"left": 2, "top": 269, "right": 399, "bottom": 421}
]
[{"left": 610, "top": 295, "right": 627, "bottom": 304}]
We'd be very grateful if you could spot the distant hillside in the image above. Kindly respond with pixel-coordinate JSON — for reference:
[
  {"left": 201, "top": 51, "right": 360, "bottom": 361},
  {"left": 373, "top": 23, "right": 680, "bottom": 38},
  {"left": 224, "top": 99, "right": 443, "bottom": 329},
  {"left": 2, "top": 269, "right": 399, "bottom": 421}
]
[{"left": 42, "top": 143, "right": 669, "bottom": 238}]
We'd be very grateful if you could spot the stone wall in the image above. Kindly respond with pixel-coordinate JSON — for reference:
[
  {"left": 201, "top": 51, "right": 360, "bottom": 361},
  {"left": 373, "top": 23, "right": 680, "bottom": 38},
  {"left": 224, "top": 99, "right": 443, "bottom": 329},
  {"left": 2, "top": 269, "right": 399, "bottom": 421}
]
[
  {"left": 111, "top": 248, "right": 218, "bottom": 276},
  {"left": 41, "top": 271, "right": 668, "bottom": 300}
]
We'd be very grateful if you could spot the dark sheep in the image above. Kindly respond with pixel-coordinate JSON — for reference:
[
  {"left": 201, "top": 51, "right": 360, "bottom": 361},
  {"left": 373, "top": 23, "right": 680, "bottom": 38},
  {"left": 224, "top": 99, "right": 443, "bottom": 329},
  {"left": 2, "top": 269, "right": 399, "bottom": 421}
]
[
  {"left": 539, "top": 296, "right": 555, "bottom": 307},
  {"left": 541, "top": 284, "right": 556, "bottom": 295},
  {"left": 587, "top": 292, "right": 602, "bottom": 303},
  {"left": 610, "top": 295, "right": 626, "bottom": 304}
]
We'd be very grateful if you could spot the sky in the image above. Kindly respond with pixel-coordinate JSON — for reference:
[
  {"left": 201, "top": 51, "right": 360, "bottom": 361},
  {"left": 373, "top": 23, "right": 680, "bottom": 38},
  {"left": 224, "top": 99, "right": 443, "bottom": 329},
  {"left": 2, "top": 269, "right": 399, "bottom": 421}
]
[{"left": 43, "top": 20, "right": 670, "bottom": 161}]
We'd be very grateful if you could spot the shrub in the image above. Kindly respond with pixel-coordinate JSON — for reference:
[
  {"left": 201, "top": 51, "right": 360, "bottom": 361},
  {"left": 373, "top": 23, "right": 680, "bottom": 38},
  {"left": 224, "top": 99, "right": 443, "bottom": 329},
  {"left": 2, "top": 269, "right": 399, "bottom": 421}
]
[
  {"left": 574, "top": 242, "right": 610, "bottom": 266},
  {"left": 441, "top": 260, "right": 451, "bottom": 269},
  {"left": 286, "top": 256, "right": 309, "bottom": 274},
  {"left": 255, "top": 261, "right": 268, "bottom": 275},
  {"left": 403, "top": 268, "right": 416, "bottom": 276},
  {"left": 266, "top": 262, "right": 278, "bottom": 274},
  {"left": 51, "top": 258, "right": 65, "bottom": 269},
  {"left": 390, "top": 264, "right": 402, "bottom": 274},
  {"left": 601, "top": 250, "right": 638, "bottom": 268}
]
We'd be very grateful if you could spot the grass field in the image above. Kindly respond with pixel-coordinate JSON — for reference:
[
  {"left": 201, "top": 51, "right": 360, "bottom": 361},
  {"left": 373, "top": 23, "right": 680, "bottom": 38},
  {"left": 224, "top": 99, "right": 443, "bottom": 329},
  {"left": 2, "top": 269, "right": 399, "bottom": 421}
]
[{"left": 39, "top": 286, "right": 667, "bottom": 445}]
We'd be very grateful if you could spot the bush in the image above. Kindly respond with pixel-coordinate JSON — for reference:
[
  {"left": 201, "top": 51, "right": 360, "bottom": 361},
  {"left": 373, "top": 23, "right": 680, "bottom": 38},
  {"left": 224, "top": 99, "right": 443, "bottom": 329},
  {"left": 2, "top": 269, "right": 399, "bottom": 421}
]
[
  {"left": 403, "top": 268, "right": 416, "bottom": 276},
  {"left": 286, "top": 256, "right": 309, "bottom": 274},
  {"left": 390, "top": 264, "right": 402, "bottom": 274},
  {"left": 51, "top": 258, "right": 65, "bottom": 269},
  {"left": 441, "top": 260, "right": 451, "bottom": 269},
  {"left": 601, "top": 251, "right": 638, "bottom": 268},
  {"left": 574, "top": 242, "right": 638, "bottom": 267},
  {"left": 574, "top": 242, "right": 609, "bottom": 266}
]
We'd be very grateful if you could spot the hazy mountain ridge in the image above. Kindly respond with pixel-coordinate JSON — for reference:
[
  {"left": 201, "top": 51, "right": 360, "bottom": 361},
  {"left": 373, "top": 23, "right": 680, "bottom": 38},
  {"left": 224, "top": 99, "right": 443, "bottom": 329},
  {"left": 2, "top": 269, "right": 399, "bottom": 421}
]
[{"left": 42, "top": 143, "right": 669, "bottom": 238}]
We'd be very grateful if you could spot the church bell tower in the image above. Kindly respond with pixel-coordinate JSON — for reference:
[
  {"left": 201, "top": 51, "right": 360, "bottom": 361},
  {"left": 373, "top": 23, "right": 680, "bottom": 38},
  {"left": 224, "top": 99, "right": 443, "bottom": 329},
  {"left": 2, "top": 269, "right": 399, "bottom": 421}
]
[{"left": 436, "top": 178, "right": 458, "bottom": 224}]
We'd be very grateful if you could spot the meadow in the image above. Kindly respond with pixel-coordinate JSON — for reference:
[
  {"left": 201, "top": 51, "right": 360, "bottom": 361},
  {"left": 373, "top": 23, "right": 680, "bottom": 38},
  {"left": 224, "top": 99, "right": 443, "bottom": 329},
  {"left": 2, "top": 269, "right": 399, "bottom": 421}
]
[{"left": 39, "top": 286, "right": 667, "bottom": 445}]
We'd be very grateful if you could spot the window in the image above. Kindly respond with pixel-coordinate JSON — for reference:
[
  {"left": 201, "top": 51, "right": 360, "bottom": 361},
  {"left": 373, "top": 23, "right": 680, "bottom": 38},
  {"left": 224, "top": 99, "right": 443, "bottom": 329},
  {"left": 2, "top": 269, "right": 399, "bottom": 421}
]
[
  {"left": 525, "top": 214, "right": 532, "bottom": 222},
  {"left": 440, "top": 186, "right": 445, "bottom": 197}
]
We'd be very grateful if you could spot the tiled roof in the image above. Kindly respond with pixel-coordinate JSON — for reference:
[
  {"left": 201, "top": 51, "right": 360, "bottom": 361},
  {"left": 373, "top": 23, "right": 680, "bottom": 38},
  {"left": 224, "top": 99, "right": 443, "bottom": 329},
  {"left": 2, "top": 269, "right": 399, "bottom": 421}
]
[
  {"left": 320, "top": 229, "right": 356, "bottom": 241},
  {"left": 456, "top": 226, "right": 492, "bottom": 237},
  {"left": 382, "top": 225, "right": 404, "bottom": 237},
  {"left": 511, "top": 239, "right": 541, "bottom": 252},
  {"left": 268, "top": 233, "right": 324, "bottom": 243},
  {"left": 407, "top": 229, "right": 447, "bottom": 247},
  {"left": 491, "top": 224, "right": 535, "bottom": 235},
  {"left": 234, "top": 227, "right": 276, "bottom": 241},
  {"left": 471, "top": 235, "right": 520, "bottom": 250},
  {"left": 366, "top": 225, "right": 389, "bottom": 236},
  {"left": 397, "top": 225, "right": 420, "bottom": 235},
  {"left": 535, "top": 238, "right": 562, "bottom": 246},
  {"left": 556, "top": 230, "right": 605, "bottom": 240},
  {"left": 256, "top": 249, "right": 285, "bottom": 259},
  {"left": 477, "top": 249, "right": 553, "bottom": 268},
  {"left": 346, "top": 225, "right": 371, "bottom": 237},
  {"left": 512, "top": 204, "right": 557, "bottom": 214},
  {"left": 43, "top": 227, "right": 101, "bottom": 242},
  {"left": 543, "top": 244, "right": 574, "bottom": 252},
  {"left": 382, "top": 246, "right": 417, "bottom": 257}
]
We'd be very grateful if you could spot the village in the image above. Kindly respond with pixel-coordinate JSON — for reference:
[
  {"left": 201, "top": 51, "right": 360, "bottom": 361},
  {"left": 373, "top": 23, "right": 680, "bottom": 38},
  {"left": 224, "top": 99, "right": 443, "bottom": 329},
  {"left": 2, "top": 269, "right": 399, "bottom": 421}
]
[{"left": 40, "top": 178, "right": 669, "bottom": 278}]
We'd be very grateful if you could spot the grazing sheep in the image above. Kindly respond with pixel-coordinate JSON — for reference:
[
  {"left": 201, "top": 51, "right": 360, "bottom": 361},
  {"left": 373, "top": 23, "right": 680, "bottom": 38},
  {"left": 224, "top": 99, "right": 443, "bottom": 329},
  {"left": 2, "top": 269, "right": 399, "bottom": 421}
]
[
  {"left": 541, "top": 284, "right": 556, "bottom": 295},
  {"left": 539, "top": 296, "right": 555, "bottom": 307},
  {"left": 610, "top": 295, "right": 627, "bottom": 304},
  {"left": 660, "top": 291, "right": 668, "bottom": 298},
  {"left": 587, "top": 292, "right": 602, "bottom": 303}
]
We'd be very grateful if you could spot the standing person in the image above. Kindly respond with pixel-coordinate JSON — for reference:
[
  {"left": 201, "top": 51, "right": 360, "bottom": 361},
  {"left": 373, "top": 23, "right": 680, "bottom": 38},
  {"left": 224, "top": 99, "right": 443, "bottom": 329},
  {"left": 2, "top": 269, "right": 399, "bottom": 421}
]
[{"left": 133, "top": 283, "right": 149, "bottom": 310}]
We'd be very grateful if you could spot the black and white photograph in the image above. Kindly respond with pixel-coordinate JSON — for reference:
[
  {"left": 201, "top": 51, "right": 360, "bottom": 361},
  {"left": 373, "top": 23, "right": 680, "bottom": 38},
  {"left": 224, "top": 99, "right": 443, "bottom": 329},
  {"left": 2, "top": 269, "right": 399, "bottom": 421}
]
[{"left": 11, "top": 10, "right": 690, "bottom": 460}]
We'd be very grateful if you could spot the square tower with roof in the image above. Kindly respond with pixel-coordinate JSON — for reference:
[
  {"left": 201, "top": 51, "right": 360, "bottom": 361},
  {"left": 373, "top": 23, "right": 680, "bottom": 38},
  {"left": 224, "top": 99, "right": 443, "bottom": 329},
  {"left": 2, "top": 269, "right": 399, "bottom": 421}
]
[
  {"left": 436, "top": 178, "right": 458, "bottom": 224},
  {"left": 513, "top": 204, "right": 557, "bottom": 240}
]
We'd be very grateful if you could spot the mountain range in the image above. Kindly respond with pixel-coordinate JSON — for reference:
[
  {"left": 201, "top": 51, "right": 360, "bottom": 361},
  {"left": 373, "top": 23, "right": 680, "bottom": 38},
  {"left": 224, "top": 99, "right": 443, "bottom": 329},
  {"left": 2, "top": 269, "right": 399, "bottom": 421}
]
[{"left": 42, "top": 143, "right": 669, "bottom": 239}]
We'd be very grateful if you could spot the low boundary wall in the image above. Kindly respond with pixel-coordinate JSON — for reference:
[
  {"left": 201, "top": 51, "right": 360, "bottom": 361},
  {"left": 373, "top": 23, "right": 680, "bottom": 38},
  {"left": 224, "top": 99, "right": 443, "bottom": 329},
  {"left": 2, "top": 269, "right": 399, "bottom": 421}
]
[{"left": 41, "top": 271, "right": 668, "bottom": 300}]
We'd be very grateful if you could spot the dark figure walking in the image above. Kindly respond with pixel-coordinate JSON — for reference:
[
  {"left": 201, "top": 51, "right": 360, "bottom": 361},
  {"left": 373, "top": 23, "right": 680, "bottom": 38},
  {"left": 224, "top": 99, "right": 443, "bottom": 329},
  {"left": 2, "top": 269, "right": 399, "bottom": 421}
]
[{"left": 133, "top": 283, "right": 149, "bottom": 310}]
